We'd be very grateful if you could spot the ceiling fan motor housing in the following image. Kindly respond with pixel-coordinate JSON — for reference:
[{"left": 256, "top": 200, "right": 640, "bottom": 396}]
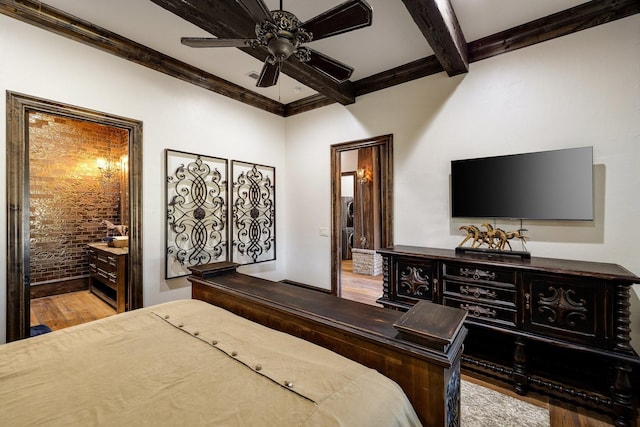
[{"left": 257, "top": 10, "right": 312, "bottom": 63}]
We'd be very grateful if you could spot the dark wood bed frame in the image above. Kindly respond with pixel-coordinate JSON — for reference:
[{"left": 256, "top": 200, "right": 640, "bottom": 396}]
[{"left": 189, "top": 262, "right": 468, "bottom": 427}]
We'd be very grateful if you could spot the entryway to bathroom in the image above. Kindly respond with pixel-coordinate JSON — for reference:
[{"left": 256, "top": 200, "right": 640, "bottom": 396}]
[
  {"left": 27, "top": 112, "right": 128, "bottom": 332},
  {"left": 6, "top": 92, "right": 143, "bottom": 342}
]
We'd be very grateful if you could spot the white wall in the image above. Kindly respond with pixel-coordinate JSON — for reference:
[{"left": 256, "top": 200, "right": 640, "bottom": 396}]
[
  {"left": 0, "top": 15, "right": 287, "bottom": 343},
  {"left": 285, "top": 16, "right": 640, "bottom": 350},
  {"left": 2, "top": 12, "right": 639, "bottom": 350}
]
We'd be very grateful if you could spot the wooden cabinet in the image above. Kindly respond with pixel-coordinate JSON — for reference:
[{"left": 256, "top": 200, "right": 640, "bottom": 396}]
[
  {"left": 87, "top": 243, "right": 128, "bottom": 313},
  {"left": 377, "top": 246, "right": 639, "bottom": 427}
]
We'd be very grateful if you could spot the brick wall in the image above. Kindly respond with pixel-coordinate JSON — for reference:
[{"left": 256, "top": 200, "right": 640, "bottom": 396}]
[{"left": 28, "top": 112, "right": 128, "bottom": 284}]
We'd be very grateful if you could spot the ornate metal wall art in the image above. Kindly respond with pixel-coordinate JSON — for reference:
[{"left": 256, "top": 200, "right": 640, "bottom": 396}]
[
  {"left": 231, "top": 161, "right": 276, "bottom": 264},
  {"left": 165, "top": 150, "right": 228, "bottom": 278}
]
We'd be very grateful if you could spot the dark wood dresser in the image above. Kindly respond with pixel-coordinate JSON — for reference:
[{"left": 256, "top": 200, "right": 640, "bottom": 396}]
[
  {"left": 376, "top": 245, "right": 639, "bottom": 427},
  {"left": 87, "top": 243, "right": 128, "bottom": 313}
]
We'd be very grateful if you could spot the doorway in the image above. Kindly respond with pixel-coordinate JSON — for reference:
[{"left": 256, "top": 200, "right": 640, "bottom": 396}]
[
  {"left": 6, "top": 92, "right": 143, "bottom": 342},
  {"left": 330, "top": 135, "right": 393, "bottom": 302}
]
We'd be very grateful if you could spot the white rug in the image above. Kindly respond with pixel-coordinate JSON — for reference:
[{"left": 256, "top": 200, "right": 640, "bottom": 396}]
[{"left": 461, "top": 380, "right": 550, "bottom": 427}]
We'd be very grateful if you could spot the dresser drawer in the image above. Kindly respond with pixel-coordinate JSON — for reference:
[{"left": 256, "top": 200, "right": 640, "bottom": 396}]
[
  {"left": 443, "top": 262, "right": 516, "bottom": 285},
  {"left": 444, "top": 295, "right": 517, "bottom": 328},
  {"left": 444, "top": 279, "right": 516, "bottom": 306}
]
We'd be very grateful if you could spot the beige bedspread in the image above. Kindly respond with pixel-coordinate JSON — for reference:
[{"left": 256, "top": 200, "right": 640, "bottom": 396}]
[{"left": 0, "top": 299, "right": 421, "bottom": 426}]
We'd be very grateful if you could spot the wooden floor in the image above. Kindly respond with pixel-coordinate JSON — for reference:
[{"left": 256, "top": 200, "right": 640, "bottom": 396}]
[
  {"left": 30, "top": 290, "right": 116, "bottom": 331},
  {"left": 340, "top": 259, "right": 383, "bottom": 307},
  {"left": 339, "top": 260, "right": 636, "bottom": 427}
]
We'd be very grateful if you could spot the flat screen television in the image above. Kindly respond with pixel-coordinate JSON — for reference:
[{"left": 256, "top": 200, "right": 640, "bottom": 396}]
[{"left": 451, "top": 147, "right": 593, "bottom": 220}]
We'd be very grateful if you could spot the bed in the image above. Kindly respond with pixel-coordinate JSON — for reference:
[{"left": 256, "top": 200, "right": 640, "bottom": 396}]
[
  {"left": 189, "top": 262, "right": 468, "bottom": 427},
  {"left": 0, "top": 299, "right": 420, "bottom": 426}
]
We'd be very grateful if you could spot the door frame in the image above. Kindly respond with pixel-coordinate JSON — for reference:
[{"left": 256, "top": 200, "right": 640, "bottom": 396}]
[
  {"left": 330, "top": 134, "right": 393, "bottom": 296},
  {"left": 5, "top": 91, "right": 143, "bottom": 342}
]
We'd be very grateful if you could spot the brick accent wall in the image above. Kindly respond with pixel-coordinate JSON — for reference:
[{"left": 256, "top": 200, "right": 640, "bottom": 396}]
[{"left": 28, "top": 112, "right": 128, "bottom": 285}]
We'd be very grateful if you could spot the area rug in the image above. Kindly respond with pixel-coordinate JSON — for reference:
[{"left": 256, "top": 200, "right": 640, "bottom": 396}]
[
  {"left": 461, "top": 379, "right": 550, "bottom": 427},
  {"left": 30, "top": 324, "right": 52, "bottom": 337}
]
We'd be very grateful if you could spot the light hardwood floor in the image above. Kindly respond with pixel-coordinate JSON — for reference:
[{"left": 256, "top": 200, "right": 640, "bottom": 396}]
[
  {"left": 30, "top": 290, "right": 115, "bottom": 331},
  {"left": 340, "top": 259, "right": 383, "bottom": 307}
]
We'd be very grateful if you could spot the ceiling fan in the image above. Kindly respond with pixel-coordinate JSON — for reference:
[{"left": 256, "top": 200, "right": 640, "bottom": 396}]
[{"left": 180, "top": 0, "right": 373, "bottom": 88}]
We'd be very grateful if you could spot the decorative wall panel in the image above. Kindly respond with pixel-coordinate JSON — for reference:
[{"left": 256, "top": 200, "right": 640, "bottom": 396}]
[
  {"left": 231, "top": 161, "right": 276, "bottom": 264},
  {"left": 165, "top": 150, "right": 228, "bottom": 278}
]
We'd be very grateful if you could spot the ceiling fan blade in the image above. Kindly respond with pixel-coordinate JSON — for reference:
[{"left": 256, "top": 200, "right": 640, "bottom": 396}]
[
  {"left": 256, "top": 60, "right": 281, "bottom": 88},
  {"left": 305, "top": 49, "right": 354, "bottom": 83},
  {"left": 236, "top": 0, "right": 273, "bottom": 24},
  {"left": 301, "top": 0, "right": 373, "bottom": 41},
  {"left": 181, "top": 37, "right": 250, "bottom": 48}
]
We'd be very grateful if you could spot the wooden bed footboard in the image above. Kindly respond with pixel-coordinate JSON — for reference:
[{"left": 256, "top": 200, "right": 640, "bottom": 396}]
[{"left": 189, "top": 262, "right": 467, "bottom": 427}]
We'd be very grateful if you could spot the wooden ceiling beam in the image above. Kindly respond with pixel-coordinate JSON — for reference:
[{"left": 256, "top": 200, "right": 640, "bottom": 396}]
[
  {"left": 0, "top": 0, "right": 285, "bottom": 116},
  {"left": 401, "top": 0, "right": 468, "bottom": 76},
  {"left": 3, "top": 0, "right": 638, "bottom": 117},
  {"left": 468, "top": 0, "right": 640, "bottom": 63},
  {"left": 149, "top": 0, "right": 356, "bottom": 106}
]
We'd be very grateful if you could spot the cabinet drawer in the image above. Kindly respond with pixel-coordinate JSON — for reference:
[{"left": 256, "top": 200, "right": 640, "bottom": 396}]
[
  {"left": 444, "top": 279, "right": 516, "bottom": 306},
  {"left": 444, "top": 295, "right": 517, "bottom": 328},
  {"left": 443, "top": 263, "right": 516, "bottom": 285}
]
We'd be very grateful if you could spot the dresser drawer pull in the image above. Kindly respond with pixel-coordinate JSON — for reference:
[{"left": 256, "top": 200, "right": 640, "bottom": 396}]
[
  {"left": 108, "top": 272, "right": 117, "bottom": 283},
  {"left": 525, "top": 293, "right": 531, "bottom": 310},
  {"left": 97, "top": 268, "right": 109, "bottom": 280},
  {"left": 460, "top": 268, "right": 496, "bottom": 281},
  {"left": 89, "top": 263, "right": 97, "bottom": 269},
  {"left": 460, "top": 303, "right": 497, "bottom": 319},
  {"left": 460, "top": 285, "right": 497, "bottom": 300}
]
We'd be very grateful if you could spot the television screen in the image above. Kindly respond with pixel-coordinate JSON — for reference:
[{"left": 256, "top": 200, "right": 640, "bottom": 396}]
[{"left": 451, "top": 147, "right": 593, "bottom": 220}]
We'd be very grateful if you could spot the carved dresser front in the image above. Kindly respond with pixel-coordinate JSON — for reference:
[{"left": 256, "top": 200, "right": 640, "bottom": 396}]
[{"left": 376, "top": 245, "right": 639, "bottom": 427}]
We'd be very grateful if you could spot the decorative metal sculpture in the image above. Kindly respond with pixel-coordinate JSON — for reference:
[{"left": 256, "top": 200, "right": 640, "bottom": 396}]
[
  {"left": 101, "top": 219, "right": 128, "bottom": 236},
  {"left": 458, "top": 223, "right": 528, "bottom": 252},
  {"left": 231, "top": 161, "right": 276, "bottom": 264},
  {"left": 165, "top": 150, "right": 228, "bottom": 279}
]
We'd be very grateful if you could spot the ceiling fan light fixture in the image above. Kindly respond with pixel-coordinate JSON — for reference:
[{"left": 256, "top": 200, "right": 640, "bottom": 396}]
[{"left": 267, "top": 37, "right": 295, "bottom": 61}]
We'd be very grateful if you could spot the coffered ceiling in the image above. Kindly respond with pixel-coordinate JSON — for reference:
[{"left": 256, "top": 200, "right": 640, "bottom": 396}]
[{"left": 1, "top": 0, "right": 638, "bottom": 116}]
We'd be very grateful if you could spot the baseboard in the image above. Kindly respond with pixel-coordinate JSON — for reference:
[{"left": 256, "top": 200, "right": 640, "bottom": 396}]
[{"left": 30, "top": 277, "right": 90, "bottom": 299}]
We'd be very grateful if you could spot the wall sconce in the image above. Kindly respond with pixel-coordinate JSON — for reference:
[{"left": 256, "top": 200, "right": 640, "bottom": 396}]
[
  {"left": 357, "top": 168, "right": 371, "bottom": 184},
  {"left": 96, "top": 157, "right": 120, "bottom": 180}
]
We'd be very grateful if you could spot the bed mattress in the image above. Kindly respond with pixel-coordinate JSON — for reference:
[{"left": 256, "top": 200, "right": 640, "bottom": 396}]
[{"left": 0, "top": 299, "right": 420, "bottom": 426}]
